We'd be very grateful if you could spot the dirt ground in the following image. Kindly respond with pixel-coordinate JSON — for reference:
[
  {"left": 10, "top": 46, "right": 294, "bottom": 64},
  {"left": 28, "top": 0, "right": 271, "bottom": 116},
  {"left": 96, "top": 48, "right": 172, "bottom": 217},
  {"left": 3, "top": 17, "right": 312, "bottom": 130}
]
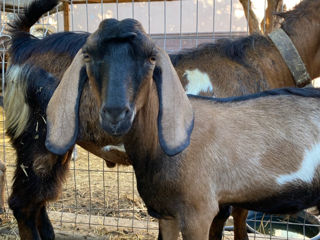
[
  {"left": 0, "top": 214, "right": 241, "bottom": 240},
  {"left": 0, "top": 215, "right": 158, "bottom": 239}
]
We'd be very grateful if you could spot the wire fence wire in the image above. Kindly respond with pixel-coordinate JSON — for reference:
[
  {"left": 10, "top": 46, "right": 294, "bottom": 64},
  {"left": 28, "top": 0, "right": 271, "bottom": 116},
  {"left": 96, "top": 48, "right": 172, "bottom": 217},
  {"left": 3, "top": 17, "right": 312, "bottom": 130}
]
[{"left": 1, "top": 0, "right": 319, "bottom": 239}]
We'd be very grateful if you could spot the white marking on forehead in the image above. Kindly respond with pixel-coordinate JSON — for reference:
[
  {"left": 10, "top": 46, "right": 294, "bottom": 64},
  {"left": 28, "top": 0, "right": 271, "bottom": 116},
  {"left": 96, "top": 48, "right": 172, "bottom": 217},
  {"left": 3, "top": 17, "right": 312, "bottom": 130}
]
[
  {"left": 183, "top": 69, "right": 214, "bottom": 96},
  {"left": 277, "top": 143, "right": 320, "bottom": 185}
]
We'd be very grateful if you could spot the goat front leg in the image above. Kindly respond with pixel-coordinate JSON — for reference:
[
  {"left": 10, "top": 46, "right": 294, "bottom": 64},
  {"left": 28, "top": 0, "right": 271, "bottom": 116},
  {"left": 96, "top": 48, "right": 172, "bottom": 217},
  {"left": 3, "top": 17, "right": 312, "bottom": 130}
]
[
  {"left": 12, "top": 204, "right": 54, "bottom": 240},
  {"left": 181, "top": 203, "right": 219, "bottom": 240},
  {"left": 9, "top": 148, "right": 71, "bottom": 240},
  {"left": 0, "top": 160, "right": 6, "bottom": 214},
  {"left": 37, "top": 206, "right": 55, "bottom": 240},
  {"left": 12, "top": 204, "right": 42, "bottom": 240},
  {"left": 232, "top": 207, "right": 249, "bottom": 240},
  {"left": 158, "top": 218, "right": 180, "bottom": 240},
  {"left": 209, "top": 205, "right": 231, "bottom": 240}
]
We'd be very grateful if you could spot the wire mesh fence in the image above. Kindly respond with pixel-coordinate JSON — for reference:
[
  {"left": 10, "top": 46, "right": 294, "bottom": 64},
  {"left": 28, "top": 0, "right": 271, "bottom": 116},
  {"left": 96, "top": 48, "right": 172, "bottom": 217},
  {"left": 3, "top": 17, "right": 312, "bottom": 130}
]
[{"left": 2, "top": 0, "right": 320, "bottom": 239}]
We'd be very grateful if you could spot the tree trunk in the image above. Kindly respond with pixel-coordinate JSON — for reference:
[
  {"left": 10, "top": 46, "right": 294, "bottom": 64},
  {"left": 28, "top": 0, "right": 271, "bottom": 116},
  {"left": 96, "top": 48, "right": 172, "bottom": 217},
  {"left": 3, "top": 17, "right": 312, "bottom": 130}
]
[
  {"left": 261, "top": 0, "right": 284, "bottom": 34},
  {"left": 239, "top": 0, "right": 286, "bottom": 34},
  {"left": 239, "top": 0, "right": 261, "bottom": 33}
]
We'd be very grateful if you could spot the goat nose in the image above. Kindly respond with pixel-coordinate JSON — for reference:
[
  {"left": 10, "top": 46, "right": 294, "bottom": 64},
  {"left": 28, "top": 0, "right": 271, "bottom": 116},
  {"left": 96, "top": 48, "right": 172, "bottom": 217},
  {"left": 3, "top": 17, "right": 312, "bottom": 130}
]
[{"left": 102, "top": 106, "right": 130, "bottom": 123}]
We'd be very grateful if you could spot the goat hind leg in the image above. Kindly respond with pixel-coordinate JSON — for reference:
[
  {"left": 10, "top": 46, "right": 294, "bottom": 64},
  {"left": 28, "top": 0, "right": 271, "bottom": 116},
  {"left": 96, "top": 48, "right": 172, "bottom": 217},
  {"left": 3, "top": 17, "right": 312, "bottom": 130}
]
[
  {"left": 209, "top": 205, "right": 231, "bottom": 240},
  {"left": 232, "top": 207, "right": 249, "bottom": 240}
]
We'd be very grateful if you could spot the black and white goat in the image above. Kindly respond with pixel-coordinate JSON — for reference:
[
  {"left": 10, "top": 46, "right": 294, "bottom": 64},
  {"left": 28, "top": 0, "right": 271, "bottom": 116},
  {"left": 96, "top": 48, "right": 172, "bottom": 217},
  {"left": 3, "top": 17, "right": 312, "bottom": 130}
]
[{"left": 63, "top": 18, "right": 320, "bottom": 239}]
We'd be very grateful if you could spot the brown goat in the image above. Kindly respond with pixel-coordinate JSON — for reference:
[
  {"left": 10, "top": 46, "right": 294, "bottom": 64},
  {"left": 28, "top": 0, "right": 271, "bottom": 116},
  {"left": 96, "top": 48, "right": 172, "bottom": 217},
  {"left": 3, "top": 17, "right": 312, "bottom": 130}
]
[
  {"left": 70, "top": 17, "right": 320, "bottom": 240},
  {"left": 170, "top": 0, "right": 320, "bottom": 238},
  {"left": 4, "top": 0, "right": 320, "bottom": 239},
  {"left": 173, "top": 0, "right": 320, "bottom": 98}
]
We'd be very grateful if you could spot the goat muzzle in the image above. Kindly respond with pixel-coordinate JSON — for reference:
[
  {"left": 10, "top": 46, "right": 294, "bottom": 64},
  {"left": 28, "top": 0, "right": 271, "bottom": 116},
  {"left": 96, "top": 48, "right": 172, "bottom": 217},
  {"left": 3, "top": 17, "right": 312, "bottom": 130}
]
[{"left": 99, "top": 105, "right": 134, "bottom": 136}]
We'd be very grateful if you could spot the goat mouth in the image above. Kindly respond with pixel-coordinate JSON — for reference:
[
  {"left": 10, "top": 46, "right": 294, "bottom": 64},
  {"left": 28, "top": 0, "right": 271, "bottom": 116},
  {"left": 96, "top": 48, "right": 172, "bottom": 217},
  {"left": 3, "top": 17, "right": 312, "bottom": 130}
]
[{"left": 99, "top": 112, "right": 134, "bottom": 136}]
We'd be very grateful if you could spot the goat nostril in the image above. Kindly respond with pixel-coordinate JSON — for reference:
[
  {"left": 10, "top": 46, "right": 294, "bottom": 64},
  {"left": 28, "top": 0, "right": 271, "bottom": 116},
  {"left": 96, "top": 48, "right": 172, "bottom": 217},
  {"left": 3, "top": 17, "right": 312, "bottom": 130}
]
[
  {"left": 102, "top": 106, "right": 130, "bottom": 123},
  {"left": 119, "top": 107, "right": 130, "bottom": 120}
]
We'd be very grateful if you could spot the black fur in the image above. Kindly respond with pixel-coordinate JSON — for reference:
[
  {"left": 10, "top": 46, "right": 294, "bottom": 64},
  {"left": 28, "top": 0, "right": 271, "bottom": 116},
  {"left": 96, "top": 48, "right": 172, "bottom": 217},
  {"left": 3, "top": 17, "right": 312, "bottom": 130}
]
[
  {"left": 9, "top": 32, "right": 89, "bottom": 65},
  {"left": 234, "top": 182, "right": 320, "bottom": 214},
  {"left": 170, "top": 34, "right": 271, "bottom": 67},
  {"left": 26, "top": 66, "right": 59, "bottom": 110},
  {"left": 188, "top": 87, "right": 320, "bottom": 103},
  {"left": 5, "top": 65, "right": 58, "bottom": 139},
  {"left": 8, "top": 0, "right": 60, "bottom": 33},
  {"left": 87, "top": 18, "right": 147, "bottom": 48},
  {"left": 6, "top": 64, "right": 69, "bottom": 239},
  {"left": 6, "top": 0, "right": 84, "bottom": 238}
]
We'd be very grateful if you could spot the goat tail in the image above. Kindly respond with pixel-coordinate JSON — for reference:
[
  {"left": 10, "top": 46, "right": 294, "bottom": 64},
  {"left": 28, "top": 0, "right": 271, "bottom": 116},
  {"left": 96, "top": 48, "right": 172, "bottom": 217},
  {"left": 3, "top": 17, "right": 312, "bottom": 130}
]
[
  {"left": 4, "top": 65, "right": 30, "bottom": 139},
  {"left": 8, "top": 0, "right": 60, "bottom": 33}
]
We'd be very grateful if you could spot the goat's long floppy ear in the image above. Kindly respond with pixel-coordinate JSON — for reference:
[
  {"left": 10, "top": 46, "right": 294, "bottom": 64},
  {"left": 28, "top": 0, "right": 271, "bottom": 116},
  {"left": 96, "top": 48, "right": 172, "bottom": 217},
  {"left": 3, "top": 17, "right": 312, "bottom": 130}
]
[
  {"left": 154, "top": 47, "right": 194, "bottom": 156},
  {"left": 46, "top": 49, "right": 86, "bottom": 155}
]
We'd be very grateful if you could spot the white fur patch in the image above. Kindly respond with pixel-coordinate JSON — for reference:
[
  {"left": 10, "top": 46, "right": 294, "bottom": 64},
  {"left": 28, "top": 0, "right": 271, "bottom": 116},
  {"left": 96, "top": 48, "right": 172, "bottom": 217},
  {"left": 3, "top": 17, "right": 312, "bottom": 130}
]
[
  {"left": 7, "top": 65, "right": 23, "bottom": 83},
  {"left": 102, "top": 144, "right": 126, "bottom": 152},
  {"left": 277, "top": 143, "right": 320, "bottom": 185},
  {"left": 183, "top": 69, "right": 214, "bottom": 96},
  {"left": 4, "top": 65, "right": 30, "bottom": 139}
]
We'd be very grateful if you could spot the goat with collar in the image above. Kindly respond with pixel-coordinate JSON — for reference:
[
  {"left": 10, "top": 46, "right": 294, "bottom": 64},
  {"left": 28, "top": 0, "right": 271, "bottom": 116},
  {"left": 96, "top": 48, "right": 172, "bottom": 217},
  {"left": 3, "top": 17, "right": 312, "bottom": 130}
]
[{"left": 62, "top": 18, "right": 320, "bottom": 239}]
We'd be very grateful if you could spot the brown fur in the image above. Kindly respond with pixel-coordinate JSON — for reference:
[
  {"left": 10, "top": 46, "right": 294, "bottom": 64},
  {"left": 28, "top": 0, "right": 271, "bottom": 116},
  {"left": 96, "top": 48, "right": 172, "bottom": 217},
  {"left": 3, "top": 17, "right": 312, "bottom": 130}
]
[
  {"left": 126, "top": 73, "right": 320, "bottom": 240},
  {"left": 173, "top": 0, "right": 320, "bottom": 95},
  {"left": 231, "top": 207, "right": 249, "bottom": 240},
  {"left": 33, "top": 153, "right": 58, "bottom": 177},
  {"left": 70, "top": 16, "right": 320, "bottom": 239},
  {"left": 26, "top": 51, "right": 74, "bottom": 79},
  {"left": 169, "top": 1, "right": 320, "bottom": 238}
]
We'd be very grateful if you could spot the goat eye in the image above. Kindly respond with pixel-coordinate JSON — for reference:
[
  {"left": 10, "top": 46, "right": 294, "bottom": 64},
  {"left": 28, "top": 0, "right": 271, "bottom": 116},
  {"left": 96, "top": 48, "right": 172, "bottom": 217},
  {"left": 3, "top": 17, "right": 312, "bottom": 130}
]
[
  {"left": 148, "top": 56, "right": 156, "bottom": 65},
  {"left": 83, "top": 53, "right": 91, "bottom": 62}
]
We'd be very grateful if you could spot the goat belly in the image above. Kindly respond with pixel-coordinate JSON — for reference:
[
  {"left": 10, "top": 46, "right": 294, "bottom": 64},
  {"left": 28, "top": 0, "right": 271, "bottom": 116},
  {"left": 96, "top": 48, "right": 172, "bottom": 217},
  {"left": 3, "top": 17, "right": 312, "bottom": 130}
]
[{"left": 232, "top": 183, "right": 320, "bottom": 214}]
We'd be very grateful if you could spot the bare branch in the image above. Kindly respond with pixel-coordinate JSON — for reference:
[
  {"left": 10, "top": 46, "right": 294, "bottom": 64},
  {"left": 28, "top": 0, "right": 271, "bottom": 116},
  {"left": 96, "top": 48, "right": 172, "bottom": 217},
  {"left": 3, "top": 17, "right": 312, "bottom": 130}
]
[
  {"left": 239, "top": 0, "right": 261, "bottom": 34},
  {"left": 261, "top": 0, "right": 283, "bottom": 34}
]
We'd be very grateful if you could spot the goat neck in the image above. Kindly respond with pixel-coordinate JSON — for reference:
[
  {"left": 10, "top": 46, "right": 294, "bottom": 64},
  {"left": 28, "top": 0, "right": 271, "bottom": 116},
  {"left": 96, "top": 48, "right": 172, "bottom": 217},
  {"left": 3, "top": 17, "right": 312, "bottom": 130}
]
[
  {"left": 278, "top": 0, "right": 320, "bottom": 80},
  {"left": 124, "top": 81, "right": 162, "bottom": 168}
]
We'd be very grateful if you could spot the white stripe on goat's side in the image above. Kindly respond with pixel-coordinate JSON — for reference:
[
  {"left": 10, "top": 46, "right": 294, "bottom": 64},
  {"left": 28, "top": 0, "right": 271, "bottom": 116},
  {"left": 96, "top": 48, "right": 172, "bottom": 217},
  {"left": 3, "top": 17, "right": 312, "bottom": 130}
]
[
  {"left": 184, "top": 69, "right": 214, "bottom": 96},
  {"left": 277, "top": 143, "right": 320, "bottom": 185}
]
